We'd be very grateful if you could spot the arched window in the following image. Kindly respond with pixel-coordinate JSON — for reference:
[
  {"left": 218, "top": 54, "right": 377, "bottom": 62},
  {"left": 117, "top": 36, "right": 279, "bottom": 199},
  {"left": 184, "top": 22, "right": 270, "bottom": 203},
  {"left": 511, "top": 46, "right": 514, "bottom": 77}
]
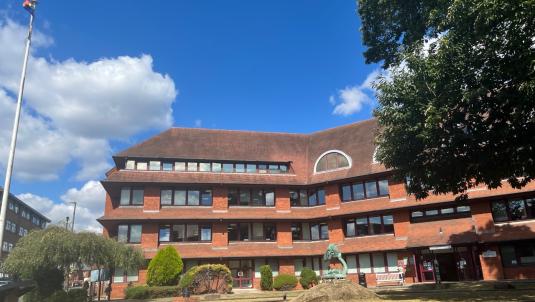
[{"left": 314, "top": 150, "right": 351, "bottom": 173}]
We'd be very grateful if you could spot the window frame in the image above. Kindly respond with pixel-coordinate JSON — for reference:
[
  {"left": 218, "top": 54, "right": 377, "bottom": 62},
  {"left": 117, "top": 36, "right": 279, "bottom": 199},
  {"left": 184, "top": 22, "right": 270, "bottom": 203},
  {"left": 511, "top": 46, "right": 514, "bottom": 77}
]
[
  {"left": 158, "top": 223, "right": 212, "bottom": 243},
  {"left": 343, "top": 252, "right": 398, "bottom": 274},
  {"left": 500, "top": 241, "right": 535, "bottom": 267},
  {"left": 227, "top": 188, "right": 276, "bottom": 207},
  {"left": 491, "top": 197, "right": 535, "bottom": 223},
  {"left": 118, "top": 224, "right": 142, "bottom": 244},
  {"left": 291, "top": 222, "right": 329, "bottom": 241},
  {"left": 314, "top": 150, "right": 352, "bottom": 173},
  {"left": 289, "top": 188, "right": 325, "bottom": 207},
  {"left": 119, "top": 187, "right": 144, "bottom": 206},
  {"left": 344, "top": 214, "right": 395, "bottom": 238},
  {"left": 227, "top": 222, "right": 277, "bottom": 242},
  {"left": 410, "top": 204, "right": 472, "bottom": 223},
  {"left": 160, "top": 188, "right": 212, "bottom": 206},
  {"left": 340, "top": 179, "right": 390, "bottom": 202}
]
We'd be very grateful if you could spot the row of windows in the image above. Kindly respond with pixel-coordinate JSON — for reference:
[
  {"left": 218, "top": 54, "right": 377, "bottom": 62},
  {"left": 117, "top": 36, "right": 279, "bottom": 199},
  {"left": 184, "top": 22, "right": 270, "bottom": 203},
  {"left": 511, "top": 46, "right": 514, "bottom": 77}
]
[
  {"left": 492, "top": 197, "right": 535, "bottom": 223},
  {"left": 340, "top": 179, "right": 389, "bottom": 202},
  {"left": 7, "top": 202, "right": 46, "bottom": 228},
  {"left": 411, "top": 205, "right": 471, "bottom": 222},
  {"left": 125, "top": 159, "right": 289, "bottom": 174},
  {"left": 113, "top": 268, "right": 139, "bottom": 283},
  {"left": 294, "top": 252, "right": 399, "bottom": 276},
  {"left": 228, "top": 223, "right": 276, "bottom": 241},
  {"left": 5, "top": 220, "right": 16, "bottom": 233},
  {"left": 161, "top": 189, "right": 213, "bottom": 206},
  {"left": 501, "top": 241, "right": 535, "bottom": 267},
  {"left": 228, "top": 189, "right": 275, "bottom": 207},
  {"left": 344, "top": 214, "right": 394, "bottom": 237},
  {"left": 2, "top": 241, "right": 13, "bottom": 253},
  {"left": 291, "top": 222, "right": 329, "bottom": 241},
  {"left": 159, "top": 224, "right": 212, "bottom": 242},
  {"left": 289, "top": 189, "right": 326, "bottom": 207}
]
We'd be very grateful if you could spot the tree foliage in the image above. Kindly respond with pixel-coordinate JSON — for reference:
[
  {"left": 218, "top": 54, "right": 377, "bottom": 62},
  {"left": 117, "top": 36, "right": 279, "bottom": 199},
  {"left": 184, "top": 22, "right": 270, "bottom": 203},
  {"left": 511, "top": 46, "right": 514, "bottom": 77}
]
[
  {"left": 299, "top": 268, "right": 318, "bottom": 289},
  {"left": 358, "top": 0, "right": 535, "bottom": 198},
  {"left": 3, "top": 226, "right": 144, "bottom": 299},
  {"left": 146, "top": 246, "right": 183, "bottom": 286},
  {"left": 179, "top": 264, "right": 232, "bottom": 294},
  {"left": 273, "top": 274, "right": 298, "bottom": 291},
  {"left": 260, "top": 264, "right": 273, "bottom": 291}
]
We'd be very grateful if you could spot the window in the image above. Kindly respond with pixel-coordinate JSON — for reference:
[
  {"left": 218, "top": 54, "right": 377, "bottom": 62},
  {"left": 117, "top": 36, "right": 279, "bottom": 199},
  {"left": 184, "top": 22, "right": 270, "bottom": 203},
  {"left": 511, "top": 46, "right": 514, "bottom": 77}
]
[
  {"left": 292, "top": 222, "right": 328, "bottom": 240},
  {"left": 228, "top": 188, "right": 275, "bottom": 207},
  {"left": 175, "top": 162, "right": 186, "bottom": 171},
  {"left": 199, "top": 162, "right": 211, "bottom": 172},
  {"left": 19, "top": 227, "right": 28, "bottom": 237},
  {"left": 227, "top": 223, "right": 276, "bottom": 241},
  {"left": 246, "top": 164, "right": 257, "bottom": 173},
  {"left": 491, "top": 197, "right": 535, "bottom": 222},
  {"left": 161, "top": 188, "right": 212, "bottom": 206},
  {"left": 118, "top": 224, "right": 142, "bottom": 243},
  {"left": 345, "top": 252, "right": 398, "bottom": 273},
  {"left": 149, "top": 161, "right": 161, "bottom": 170},
  {"left": 235, "top": 164, "right": 245, "bottom": 173},
  {"left": 345, "top": 214, "right": 394, "bottom": 237},
  {"left": 372, "top": 253, "right": 386, "bottom": 273},
  {"left": 2, "top": 242, "right": 13, "bottom": 252},
  {"left": 223, "top": 163, "right": 234, "bottom": 173},
  {"left": 159, "top": 224, "right": 211, "bottom": 242},
  {"left": 120, "top": 187, "right": 144, "bottom": 206},
  {"left": 162, "top": 162, "right": 173, "bottom": 171},
  {"left": 340, "top": 179, "right": 389, "bottom": 202},
  {"left": 411, "top": 205, "right": 471, "bottom": 222},
  {"left": 113, "top": 268, "right": 139, "bottom": 283},
  {"left": 125, "top": 160, "right": 135, "bottom": 169},
  {"left": 500, "top": 241, "right": 535, "bottom": 267},
  {"left": 187, "top": 162, "right": 198, "bottom": 172},
  {"left": 315, "top": 151, "right": 351, "bottom": 173},
  {"left": 290, "top": 190, "right": 309, "bottom": 207},
  {"left": 212, "top": 163, "right": 222, "bottom": 172},
  {"left": 136, "top": 162, "right": 147, "bottom": 170}
]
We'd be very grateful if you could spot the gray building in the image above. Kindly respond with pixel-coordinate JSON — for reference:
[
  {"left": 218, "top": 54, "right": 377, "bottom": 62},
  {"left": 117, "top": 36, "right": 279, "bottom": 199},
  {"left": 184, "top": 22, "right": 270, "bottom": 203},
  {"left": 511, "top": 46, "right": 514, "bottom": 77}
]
[{"left": 0, "top": 188, "right": 50, "bottom": 261}]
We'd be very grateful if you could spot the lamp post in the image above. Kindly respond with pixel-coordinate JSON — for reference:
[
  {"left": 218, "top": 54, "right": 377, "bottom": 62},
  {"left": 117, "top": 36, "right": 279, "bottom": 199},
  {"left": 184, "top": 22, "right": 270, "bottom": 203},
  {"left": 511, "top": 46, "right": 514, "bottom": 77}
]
[
  {"left": 70, "top": 201, "right": 77, "bottom": 232},
  {"left": 0, "top": 0, "right": 37, "bottom": 254}
]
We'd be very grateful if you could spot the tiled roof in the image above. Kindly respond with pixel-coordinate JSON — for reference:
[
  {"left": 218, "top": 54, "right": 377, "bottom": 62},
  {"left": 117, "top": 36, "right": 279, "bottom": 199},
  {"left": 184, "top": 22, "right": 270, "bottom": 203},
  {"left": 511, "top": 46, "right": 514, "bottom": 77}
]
[{"left": 109, "top": 118, "right": 386, "bottom": 185}]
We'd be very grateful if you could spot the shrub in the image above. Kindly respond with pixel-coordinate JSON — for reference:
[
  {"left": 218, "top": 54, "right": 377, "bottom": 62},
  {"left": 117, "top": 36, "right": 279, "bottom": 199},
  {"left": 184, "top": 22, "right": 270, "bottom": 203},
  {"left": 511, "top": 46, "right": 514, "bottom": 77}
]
[
  {"left": 67, "top": 288, "right": 88, "bottom": 301},
  {"left": 147, "top": 246, "right": 183, "bottom": 286},
  {"left": 25, "top": 289, "right": 86, "bottom": 302},
  {"left": 299, "top": 268, "right": 318, "bottom": 289},
  {"left": 260, "top": 265, "right": 273, "bottom": 291},
  {"left": 124, "top": 285, "right": 182, "bottom": 299},
  {"left": 179, "top": 264, "right": 233, "bottom": 294},
  {"left": 273, "top": 274, "right": 298, "bottom": 291}
]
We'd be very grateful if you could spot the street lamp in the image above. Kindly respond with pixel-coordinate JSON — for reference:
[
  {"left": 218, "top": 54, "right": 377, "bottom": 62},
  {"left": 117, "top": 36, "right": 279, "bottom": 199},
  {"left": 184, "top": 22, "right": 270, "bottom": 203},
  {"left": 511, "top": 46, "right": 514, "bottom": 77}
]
[
  {"left": 0, "top": 0, "right": 38, "bottom": 252},
  {"left": 69, "top": 201, "right": 77, "bottom": 232}
]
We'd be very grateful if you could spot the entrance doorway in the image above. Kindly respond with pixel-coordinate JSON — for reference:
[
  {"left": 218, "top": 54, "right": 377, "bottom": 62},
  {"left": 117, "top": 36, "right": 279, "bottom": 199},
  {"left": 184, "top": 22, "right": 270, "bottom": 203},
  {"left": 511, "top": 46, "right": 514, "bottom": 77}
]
[
  {"left": 416, "top": 245, "right": 479, "bottom": 282},
  {"left": 228, "top": 260, "right": 253, "bottom": 288}
]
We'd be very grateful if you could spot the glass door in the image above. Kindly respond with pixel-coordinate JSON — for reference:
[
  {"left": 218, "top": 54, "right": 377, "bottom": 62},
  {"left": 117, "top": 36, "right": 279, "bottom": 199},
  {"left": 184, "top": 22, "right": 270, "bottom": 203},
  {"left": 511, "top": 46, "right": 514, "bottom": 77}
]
[{"left": 229, "top": 260, "right": 253, "bottom": 288}]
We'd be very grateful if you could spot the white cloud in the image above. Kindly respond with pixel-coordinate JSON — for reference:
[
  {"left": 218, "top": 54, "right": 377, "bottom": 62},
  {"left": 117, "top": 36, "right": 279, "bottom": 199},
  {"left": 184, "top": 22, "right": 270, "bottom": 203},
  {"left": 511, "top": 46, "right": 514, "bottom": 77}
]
[
  {"left": 17, "top": 180, "right": 105, "bottom": 233},
  {"left": 0, "top": 18, "right": 177, "bottom": 181},
  {"left": 194, "top": 119, "right": 202, "bottom": 127},
  {"left": 331, "top": 69, "right": 380, "bottom": 116}
]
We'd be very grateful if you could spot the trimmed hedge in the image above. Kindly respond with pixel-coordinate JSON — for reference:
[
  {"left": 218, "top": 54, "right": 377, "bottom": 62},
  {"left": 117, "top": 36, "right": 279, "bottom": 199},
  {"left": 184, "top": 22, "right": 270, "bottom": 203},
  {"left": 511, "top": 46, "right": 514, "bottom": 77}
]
[
  {"left": 260, "top": 265, "right": 273, "bottom": 291},
  {"left": 273, "top": 274, "right": 298, "bottom": 291},
  {"left": 24, "top": 288, "right": 87, "bottom": 302},
  {"left": 124, "top": 285, "right": 182, "bottom": 299},
  {"left": 179, "top": 264, "right": 232, "bottom": 294},
  {"left": 147, "top": 246, "right": 183, "bottom": 286},
  {"left": 299, "top": 267, "right": 318, "bottom": 289}
]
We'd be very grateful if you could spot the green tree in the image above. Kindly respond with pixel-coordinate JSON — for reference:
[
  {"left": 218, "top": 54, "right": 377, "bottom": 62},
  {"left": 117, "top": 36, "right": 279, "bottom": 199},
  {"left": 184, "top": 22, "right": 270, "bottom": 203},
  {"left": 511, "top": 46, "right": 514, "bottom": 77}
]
[
  {"left": 146, "top": 246, "right": 183, "bottom": 286},
  {"left": 260, "top": 265, "right": 273, "bottom": 291},
  {"left": 3, "top": 226, "right": 144, "bottom": 300},
  {"left": 299, "top": 268, "right": 318, "bottom": 289},
  {"left": 358, "top": 0, "right": 535, "bottom": 199}
]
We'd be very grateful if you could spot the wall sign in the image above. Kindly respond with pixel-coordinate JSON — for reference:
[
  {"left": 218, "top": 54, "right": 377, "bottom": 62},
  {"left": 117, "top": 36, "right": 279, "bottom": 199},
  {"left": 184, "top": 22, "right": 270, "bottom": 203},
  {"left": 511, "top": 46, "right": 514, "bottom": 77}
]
[{"left": 482, "top": 250, "right": 497, "bottom": 258}]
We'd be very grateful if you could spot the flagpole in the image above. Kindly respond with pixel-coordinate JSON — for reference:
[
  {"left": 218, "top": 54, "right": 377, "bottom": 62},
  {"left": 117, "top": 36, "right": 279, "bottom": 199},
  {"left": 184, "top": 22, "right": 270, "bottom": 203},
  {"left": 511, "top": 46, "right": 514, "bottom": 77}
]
[{"left": 0, "top": 2, "right": 36, "bottom": 258}]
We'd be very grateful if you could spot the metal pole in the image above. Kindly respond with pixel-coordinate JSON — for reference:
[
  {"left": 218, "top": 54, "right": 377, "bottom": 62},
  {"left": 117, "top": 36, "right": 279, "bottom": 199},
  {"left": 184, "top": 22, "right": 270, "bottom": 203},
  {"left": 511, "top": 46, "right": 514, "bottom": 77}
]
[
  {"left": 0, "top": 9, "right": 35, "bottom": 254},
  {"left": 70, "top": 201, "right": 77, "bottom": 232}
]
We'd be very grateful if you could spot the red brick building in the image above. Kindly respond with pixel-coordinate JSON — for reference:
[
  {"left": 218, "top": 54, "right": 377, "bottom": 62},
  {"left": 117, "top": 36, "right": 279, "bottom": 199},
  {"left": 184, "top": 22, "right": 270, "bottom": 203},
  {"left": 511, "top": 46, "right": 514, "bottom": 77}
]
[{"left": 99, "top": 119, "right": 535, "bottom": 298}]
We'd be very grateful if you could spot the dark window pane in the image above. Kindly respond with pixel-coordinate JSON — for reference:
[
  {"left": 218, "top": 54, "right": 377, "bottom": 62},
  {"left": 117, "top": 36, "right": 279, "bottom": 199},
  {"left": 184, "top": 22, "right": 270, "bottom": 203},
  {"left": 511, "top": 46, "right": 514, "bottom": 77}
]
[
  {"left": 265, "top": 190, "right": 275, "bottom": 207},
  {"left": 269, "top": 164, "right": 280, "bottom": 174},
  {"left": 252, "top": 223, "right": 264, "bottom": 241},
  {"left": 378, "top": 180, "right": 389, "bottom": 196},
  {"left": 265, "top": 223, "right": 276, "bottom": 241},
  {"left": 441, "top": 208, "right": 454, "bottom": 214},
  {"left": 200, "top": 226, "right": 211, "bottom": 241},
  {"left": 352, "top": 183, "right": 365, "bottom": 200},
  {"left": 369, "top": 216, "right": 382, "bottom": 234},
  {"left": 186, "top": 224, "right": 199, "bottom": 241},
  {"left": 308, "top": 191, "right": 317, "bottom": 206},
  {"left": 159, "top": 225, "right": 170, "bottom": 242},
  {"left": 240, "top": 190, "right": 251, "bottom": 206},
  {"left": 320, "top": 223, "right": 329, "bottom": 240},
  {"left": 302, "top": 223, "right": 311, "bottom": 240},
  {"left": 172, "top": 225, "right": 185, "bottom": 241},
  {"left": 200, "top": 189, "right": 212, "bottom": 206},
  {"left": 526, "top": 198, "right": 535, "bottom": 218},
  {"left": 280, "top": 165, "right": 288, "bottom": 173},
  {"left": 132, "top": 189, "right": 144, "bottom": 205},
  {"left": 240, "top": 224, "right": 250, "bottom": 241},
  {"left": 356, "top": 218, "right": 369, "bottom": 236},
  {"left": 291, "top": 223, "right": 302, "bottom": 240},
  {"left": 383, "top": 215, "right": 394, "bottom": 233},
  {"left": 120, "top": 188, "right": 131, "bottom": 205},
  {"left": 228, "top": 189, "right": 238, "bottom": 206},
  {"left": 365, "top": 181, "right": 378, "bottom": 198},
  {"left": 188, "top": 190, "right": 200, "bottom": 206},
  {"left": 251, "top": 190, "right": 263, "bottom": 206},
  {"left": 299, "top": 190, "right": 308, "bottom": 206},
  {"left": 500, "top": 245, "right": 517, "bottom": 266},
  {"left": 161, "top": 190, "right": 173, "bottom": 205},
  {"left": 341, "top": 185, "right": 352, "bottom": 201},
  {"left": 457, "top": 205, "right": 471, "bottom": 212},
  {"left": 517, "top": 244, "right": 535, "bottom": 265},
  {"left": 425, "top": 209, "right": 439, "bottom": 216},
  {"left": 290, "top": 191, "right": 299, "bottom": 207},
  {"left": 317, "top": 189, "right": 325, "bottom": 205},
  {"left": 491, "top": 201, "right": 508, "bottom": 222},
  {"left": 346, "top": 220, "right": 355, "bottom": 237},
  {"left": 129, "top": 225, "right": 142, "bottom": 243},
  {"left": 412, "top": 211, "right": 423, "bottom": 218},
  {"left": 228, "top": 224, "right": 238, "bottom": 241},
  {"left": 162, "top": 162, "right": 173, "bottom": 171},
  {"left": 223, "top": 163, "right": 234, "bottom": 173},
  {"left": 509, "top": 199, "right": 527, "bottom": 220},
  {"left": 310, "top": 224, "right": 320, "bottom": 240}
]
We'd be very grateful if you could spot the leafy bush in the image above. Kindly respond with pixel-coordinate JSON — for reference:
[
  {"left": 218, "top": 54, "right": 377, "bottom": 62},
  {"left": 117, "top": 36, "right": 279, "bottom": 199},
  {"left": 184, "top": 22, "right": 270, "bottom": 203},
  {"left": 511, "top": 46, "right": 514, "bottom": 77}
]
[
  {"left": 124, "top": 285, "right": 182, "bottom": 299},
  {"left": 147, "top": 246, "right": 183, "bottom": 286},
  {"left": 260, "top": 265, "right": 273, "bottom": 291},
  {"left": 179, "top": 264, "right": 232, "bottom": 294},
  {"left": 273, "top": 274, "right": 298, "bottom": 291},
  {"left": 67, "top": 288, "right": 88, "bottom": 301},
  {"left": 299, "top": 268, "right": 318, "bottom": 289},
  {"left": 25, "top": 289, "right": 87, "bottom": 302}
]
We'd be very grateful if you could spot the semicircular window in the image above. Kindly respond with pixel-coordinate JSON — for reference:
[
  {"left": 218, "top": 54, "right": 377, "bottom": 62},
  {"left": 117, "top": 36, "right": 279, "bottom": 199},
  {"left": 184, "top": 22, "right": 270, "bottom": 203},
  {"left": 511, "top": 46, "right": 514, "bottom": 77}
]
[{"left": 315, "top": 151, "right": 351, "bottom": 173}]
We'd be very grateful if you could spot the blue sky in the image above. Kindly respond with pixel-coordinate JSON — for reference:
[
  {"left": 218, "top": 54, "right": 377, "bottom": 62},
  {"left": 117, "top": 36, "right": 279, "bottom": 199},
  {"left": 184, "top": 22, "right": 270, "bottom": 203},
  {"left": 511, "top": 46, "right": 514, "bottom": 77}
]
[{"left": 0, "top": 1, "right": 379, "bottom": 230}]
